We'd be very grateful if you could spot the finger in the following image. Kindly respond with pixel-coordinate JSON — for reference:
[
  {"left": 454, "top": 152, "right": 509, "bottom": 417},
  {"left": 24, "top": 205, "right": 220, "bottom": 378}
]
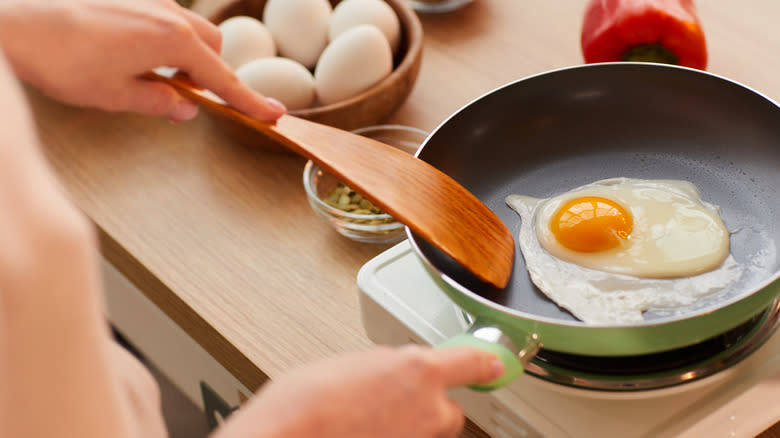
[
  {"left": 179, "top": 45, "right": 286, "bottom": 122},
  {"left": 429, "top": 347, "right": 504, "bottom": 388},
  {"left": 438, "top": 399, "right": 465, "bottom": 438},
  {"left": 121, "top": 80, "right": 199, "bottom": 121},
  {"left": 177, "top": 7, "right": 223, "bottom": 54}
]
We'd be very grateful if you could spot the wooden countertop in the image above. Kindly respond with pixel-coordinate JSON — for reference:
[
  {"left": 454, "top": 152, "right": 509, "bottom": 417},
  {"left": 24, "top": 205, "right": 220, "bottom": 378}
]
[{"left": 28, "top": 1, "right": 780, "bottom": 437}]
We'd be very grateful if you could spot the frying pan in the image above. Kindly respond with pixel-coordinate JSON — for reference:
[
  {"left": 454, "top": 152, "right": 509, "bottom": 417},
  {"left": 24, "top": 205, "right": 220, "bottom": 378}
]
[{"left": 407, "top": 63, "right": 780, "bottom": 389}]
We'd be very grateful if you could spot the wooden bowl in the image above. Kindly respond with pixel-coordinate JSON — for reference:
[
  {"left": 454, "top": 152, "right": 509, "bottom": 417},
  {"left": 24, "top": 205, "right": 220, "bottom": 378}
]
[{"left": 205, "top": 0, "right": 424, "bottom": 153}]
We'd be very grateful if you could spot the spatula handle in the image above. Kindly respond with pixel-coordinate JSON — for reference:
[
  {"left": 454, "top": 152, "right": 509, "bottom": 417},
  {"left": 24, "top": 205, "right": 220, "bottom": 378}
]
[
  {"left": 141, "top": 71, "right": 275, "bottom": 132},
  {"left": 140, "top": 72, "right": 398, "bottom": 161}
]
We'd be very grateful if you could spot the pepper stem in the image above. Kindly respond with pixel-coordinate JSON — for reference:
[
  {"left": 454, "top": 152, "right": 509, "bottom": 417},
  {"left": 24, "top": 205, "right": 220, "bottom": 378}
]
[{"left": 622, "top": 43, "right": 679, "bottom": 65}]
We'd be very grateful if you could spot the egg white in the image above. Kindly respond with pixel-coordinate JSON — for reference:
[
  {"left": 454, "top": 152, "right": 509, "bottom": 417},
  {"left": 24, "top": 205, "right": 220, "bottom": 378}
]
[
  {"left": 534, "top": 178, "right": 731, "bottom": 277},
  {"left": 506, "top": 178, "right": 744, "bottom": 325}
]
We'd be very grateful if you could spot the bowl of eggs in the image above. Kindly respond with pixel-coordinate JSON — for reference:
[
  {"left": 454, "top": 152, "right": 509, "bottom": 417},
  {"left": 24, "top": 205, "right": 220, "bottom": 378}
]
[
  {"left": 206, "top": 0, "right": 423, "bottom": 153},
  {"left": 408, "top": 62, "right": 780, "bottom": 390}
]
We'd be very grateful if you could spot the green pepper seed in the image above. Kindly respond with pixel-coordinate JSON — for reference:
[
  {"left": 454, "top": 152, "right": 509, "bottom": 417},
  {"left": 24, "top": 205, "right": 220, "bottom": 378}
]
[{"left": 325, "top": 183, "right": 389, "bottom": 216}]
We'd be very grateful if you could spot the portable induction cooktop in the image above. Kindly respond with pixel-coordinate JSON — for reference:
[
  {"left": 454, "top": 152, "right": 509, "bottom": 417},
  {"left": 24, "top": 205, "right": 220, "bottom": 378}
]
[{"left": 358, "top": 241, "right": 780, "bottom": 438}]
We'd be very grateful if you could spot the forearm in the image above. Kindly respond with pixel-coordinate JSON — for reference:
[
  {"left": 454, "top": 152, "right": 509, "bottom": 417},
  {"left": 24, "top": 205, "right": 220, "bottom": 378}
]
[
  {"left": 0, "top": 284, "right": 8, "bottom": 438},
  {"left": 0, "top": 51, "right": 165, "bottom": 438},
  {"left": 1, "top": 227, "right": 135, "bottom": 438}
]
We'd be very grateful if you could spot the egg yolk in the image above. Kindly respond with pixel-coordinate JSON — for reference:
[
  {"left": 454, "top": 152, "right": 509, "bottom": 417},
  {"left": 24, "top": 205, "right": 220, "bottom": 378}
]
[{"left": 550, "top": 196, "right": 633, "bottom": 253}]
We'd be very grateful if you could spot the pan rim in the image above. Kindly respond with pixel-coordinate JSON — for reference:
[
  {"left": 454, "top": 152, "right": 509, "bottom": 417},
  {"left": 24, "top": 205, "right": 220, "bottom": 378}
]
[{"left": 407, "top": 62, "right": 780, "bottom": 329}]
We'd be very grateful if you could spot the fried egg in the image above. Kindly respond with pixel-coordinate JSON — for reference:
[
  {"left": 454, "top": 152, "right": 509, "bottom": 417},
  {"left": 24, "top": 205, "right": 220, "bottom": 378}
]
[{"left": 506, "top": 178, "right": 743, "bottom": 325}]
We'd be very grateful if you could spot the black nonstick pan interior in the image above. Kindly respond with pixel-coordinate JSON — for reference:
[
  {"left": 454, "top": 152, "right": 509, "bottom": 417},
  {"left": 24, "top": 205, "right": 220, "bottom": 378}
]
[{"left": 412, "top": 63, "right": 780, "bottom": 324}]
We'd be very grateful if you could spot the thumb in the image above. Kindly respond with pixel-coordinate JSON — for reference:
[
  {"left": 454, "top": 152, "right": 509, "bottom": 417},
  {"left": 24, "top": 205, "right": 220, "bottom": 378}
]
[
  {"left": 429, "top": 347, "right": 505, "bottom": 388},
  {"left": 122, "top": 80, "right": 199, "bottom": 122}
]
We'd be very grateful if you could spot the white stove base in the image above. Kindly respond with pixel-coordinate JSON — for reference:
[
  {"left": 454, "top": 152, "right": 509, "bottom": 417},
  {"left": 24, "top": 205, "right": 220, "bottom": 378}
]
[{"left": 358, "top": 241, "right": 780, "bottom": 438}]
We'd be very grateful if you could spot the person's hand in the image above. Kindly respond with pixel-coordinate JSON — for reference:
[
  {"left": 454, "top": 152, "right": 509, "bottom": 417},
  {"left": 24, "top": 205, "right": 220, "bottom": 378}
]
[
  {"left": 212, "top": 345, "right": 504, "bottom": 438},
  {"left": 0, "top": 0, "right": 285, "bottom": 122}
]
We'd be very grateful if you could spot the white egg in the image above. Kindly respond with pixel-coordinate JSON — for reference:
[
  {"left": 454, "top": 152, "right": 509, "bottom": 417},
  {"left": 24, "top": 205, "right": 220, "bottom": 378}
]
[
  {"left": 263, "top": 0, "right": 332, "bottom": 69},
  {"left": 506, "top": 178, "right": 743, "bottom": 325},
  {"left": 314, "top": 24, "right": 393, "bottom": 105},
  {"left": 236, "top": 57, "right": 316, "bottom": 110},
  {"left": 329, "top": 0, "right": 401, "bottom": 55},
  {"left": 218, "top": 16, "right": 276, "bottom": 70}
]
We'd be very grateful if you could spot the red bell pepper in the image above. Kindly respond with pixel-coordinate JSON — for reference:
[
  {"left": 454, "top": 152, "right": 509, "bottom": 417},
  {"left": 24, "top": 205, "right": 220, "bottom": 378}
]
[{"left": 580, "top": 0, "right": 708, "bottom": 70}]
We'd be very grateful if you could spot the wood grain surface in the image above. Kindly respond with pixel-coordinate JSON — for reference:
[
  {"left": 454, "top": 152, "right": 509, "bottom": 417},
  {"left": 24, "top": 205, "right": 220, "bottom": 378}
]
[{"left": 26, "top": 1, "right": 780, "bottom": 437}]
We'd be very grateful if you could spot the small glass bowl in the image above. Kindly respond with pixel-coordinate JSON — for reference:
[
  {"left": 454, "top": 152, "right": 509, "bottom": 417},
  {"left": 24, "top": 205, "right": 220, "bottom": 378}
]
[{"left": 302, "top": 125, "right": 429, "bottom": 244}]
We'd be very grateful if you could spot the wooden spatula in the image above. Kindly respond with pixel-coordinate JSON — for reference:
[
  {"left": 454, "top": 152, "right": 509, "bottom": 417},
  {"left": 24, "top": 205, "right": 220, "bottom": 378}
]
[{"left": 144, "top": 72, "right": 514, "bottom": 288}]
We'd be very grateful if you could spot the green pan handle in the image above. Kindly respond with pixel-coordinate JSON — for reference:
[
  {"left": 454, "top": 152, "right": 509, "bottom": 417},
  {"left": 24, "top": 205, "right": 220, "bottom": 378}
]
[{"left": 438, "top": 327, "right": 540, "bottom": 392}]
